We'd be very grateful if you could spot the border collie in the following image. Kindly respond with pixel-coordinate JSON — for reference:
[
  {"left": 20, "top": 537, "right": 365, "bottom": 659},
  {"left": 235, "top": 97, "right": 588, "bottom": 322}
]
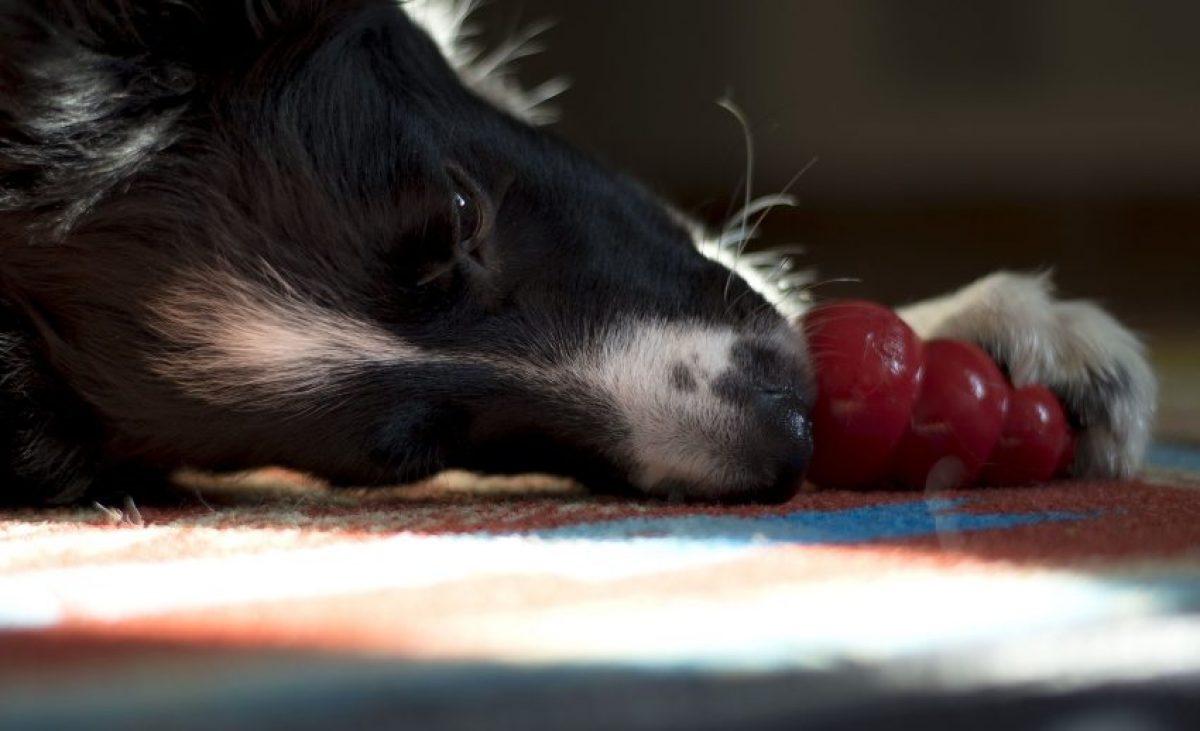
[{"left": 0, "top": 0, "right": 1155, "bottom": 505}]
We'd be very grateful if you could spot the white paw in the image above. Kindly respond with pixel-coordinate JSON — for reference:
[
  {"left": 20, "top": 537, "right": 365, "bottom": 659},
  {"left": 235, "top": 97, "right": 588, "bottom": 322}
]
[{"left": 897, "top": 272, "right": 1157, "bottom": 479}]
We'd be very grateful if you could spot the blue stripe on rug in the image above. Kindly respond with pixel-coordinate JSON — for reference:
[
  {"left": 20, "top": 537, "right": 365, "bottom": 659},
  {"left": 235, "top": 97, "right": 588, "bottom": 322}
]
[
  {"left": 1148, "top": 442, "right": 1200, "bottom": 473},
  {"left": 529, "top": 499, "right": 1095, "bottom": 545}
]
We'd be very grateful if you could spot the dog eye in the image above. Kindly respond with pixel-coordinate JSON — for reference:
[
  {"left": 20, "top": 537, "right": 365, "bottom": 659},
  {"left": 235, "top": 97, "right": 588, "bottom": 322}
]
[
  {"left": 451, "top": 188, "right": 484, "bottom": 255},
  {"left": 446, "top": 162, "right": 492, "bottom": 256},
  {"left": 415, "top": 165, "right": 494, "bottom": 287}
]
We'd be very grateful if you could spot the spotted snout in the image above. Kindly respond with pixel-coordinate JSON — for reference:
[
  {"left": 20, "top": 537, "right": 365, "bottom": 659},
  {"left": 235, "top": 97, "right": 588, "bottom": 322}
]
[{"left": 584, "top": 320, "right": 814, "bottom": 502}]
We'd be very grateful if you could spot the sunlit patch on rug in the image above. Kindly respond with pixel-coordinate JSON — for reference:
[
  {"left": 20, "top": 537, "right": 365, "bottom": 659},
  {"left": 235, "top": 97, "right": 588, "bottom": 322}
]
[{"left": 2, "top": 446, "right": 1199, "bottom": 724}]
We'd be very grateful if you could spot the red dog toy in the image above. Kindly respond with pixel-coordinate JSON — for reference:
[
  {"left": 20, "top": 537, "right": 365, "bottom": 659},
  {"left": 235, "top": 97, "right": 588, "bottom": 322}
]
[{"left": 802, "top": 300, "right": 1073, "bottom": 489}]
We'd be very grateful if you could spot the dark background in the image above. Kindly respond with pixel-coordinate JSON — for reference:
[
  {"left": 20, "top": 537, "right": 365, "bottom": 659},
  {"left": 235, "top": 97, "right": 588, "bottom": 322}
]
[
  {"left": 476, "top": 0, "right": 1199, "bottom": 437},
  {"left": 476, "top": 1, "right": 1197, "bottom": 322}
]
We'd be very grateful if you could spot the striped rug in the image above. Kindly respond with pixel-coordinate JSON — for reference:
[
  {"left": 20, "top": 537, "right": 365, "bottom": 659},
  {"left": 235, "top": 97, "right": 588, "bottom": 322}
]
[{"left": 3, "top": 446, "right": 1199, "bottom": 728}]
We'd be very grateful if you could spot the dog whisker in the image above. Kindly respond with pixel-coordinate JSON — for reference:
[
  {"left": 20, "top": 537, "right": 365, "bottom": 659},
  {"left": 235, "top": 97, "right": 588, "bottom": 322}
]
[
  {"left": 716, "top": 228, "right": 758, "bottom": 249},
  {"left": 722, "top": 193, "right": 798, "bottom": 240},
  {"left": 716, "top": 96, "right": 755, "bottom": 303},
  {"left": 750, "top": 244, "right": 808, "bottom": 261}
]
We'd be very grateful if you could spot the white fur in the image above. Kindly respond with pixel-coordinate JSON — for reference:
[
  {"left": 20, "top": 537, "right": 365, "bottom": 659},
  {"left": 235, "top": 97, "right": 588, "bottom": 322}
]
[
  {"left": 898, "top": 272, "right": 1157, "bottom": 478},
  {"left": 693, "top": 227, "right": 814, "bottom": 321},
  {"left": 678, "top": 192, "right": 815, "bottom": 322},
  {"left": 400, "top": 0, "right": 568, "bottom": 125},
  {"left": 581, "top": 321, "right": 737, "bottom": 494},
  {"left": 149, "top": 268, "right": 429, "bottom": 408},
  {"left": 18, "top": 55, "right": 178, "bottom": 236},
  {"left": 577, "top": 320, "right": 807, "bottom": 498}
]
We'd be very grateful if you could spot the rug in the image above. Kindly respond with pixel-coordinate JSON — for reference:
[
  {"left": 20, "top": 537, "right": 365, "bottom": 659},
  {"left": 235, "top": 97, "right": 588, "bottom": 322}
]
[{"left": 2, "top": 446, "right": 1199, "bottom": 728}]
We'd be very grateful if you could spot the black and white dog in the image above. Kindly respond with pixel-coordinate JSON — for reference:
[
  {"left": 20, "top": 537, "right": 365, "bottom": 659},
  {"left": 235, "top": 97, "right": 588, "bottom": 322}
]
[{"left": 0, "top": 0, "right": 1155, "bottom": 505}]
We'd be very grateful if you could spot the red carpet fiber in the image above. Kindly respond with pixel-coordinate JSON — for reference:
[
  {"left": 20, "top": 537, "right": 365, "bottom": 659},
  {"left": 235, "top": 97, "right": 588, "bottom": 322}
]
[{"left": 2, "top": 446, "right": 1199, "bottom": 728}]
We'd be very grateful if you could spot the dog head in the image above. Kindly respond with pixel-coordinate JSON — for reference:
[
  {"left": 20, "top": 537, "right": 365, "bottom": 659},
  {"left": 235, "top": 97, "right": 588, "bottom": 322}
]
[{"left": 0, "top": 0, "right": 813, "bottom": 502}]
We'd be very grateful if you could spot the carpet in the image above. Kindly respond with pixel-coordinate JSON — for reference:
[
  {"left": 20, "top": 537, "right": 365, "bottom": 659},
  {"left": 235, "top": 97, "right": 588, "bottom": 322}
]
[{"left": 2, "top": 446, "right": 1199, "bottom": 729}]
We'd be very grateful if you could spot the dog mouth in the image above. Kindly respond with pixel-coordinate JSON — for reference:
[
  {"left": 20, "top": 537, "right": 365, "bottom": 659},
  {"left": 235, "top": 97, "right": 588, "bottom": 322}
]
[
  {"left": 445, "top": 378, "right": 813, "bottom": 503},
  {"left": 453, "top": 431, "right": 632, "bottom": 494},
  {"left": 453, "top": 428, "right": 809, "bottom": 503}
]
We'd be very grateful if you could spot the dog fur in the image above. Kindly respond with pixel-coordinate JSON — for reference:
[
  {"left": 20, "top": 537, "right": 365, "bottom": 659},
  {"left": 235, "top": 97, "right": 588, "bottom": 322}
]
[{"left": 0, "top": 0, "right": 1156, "bottom": 505}]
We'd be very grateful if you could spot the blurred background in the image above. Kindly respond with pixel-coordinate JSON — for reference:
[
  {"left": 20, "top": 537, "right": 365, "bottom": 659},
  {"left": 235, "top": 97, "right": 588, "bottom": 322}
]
[{"left": 480, "top": 0, "right": 1199, "bottom": 441}]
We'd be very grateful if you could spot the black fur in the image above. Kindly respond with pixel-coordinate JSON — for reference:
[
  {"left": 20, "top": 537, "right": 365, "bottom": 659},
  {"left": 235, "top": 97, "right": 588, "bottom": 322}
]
[{"left": 0, "top": 0, "right": 812, "bottom": 504}]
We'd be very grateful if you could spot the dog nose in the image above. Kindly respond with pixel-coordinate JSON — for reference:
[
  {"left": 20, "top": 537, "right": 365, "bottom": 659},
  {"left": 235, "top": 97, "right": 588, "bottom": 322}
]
[{"left": 742, "top": 386, "right": 812, "bottom": 502}]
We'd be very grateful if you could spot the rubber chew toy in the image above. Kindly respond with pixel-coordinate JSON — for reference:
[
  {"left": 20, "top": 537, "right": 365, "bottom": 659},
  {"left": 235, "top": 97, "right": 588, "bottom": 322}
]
[{"left": 802, "top": 300, "right": 1074, "bottom": 489}]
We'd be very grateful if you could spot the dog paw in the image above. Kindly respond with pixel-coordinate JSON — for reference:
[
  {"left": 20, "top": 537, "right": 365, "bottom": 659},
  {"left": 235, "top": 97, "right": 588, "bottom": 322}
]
[{"left": 897, "top": 272, "right": 1157, "bottom": 479}]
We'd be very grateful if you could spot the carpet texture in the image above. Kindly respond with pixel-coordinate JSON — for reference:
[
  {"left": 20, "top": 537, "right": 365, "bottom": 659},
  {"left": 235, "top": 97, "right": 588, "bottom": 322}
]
[{"left": 2, "top": 446, "right": 1199, "bottom": 728}]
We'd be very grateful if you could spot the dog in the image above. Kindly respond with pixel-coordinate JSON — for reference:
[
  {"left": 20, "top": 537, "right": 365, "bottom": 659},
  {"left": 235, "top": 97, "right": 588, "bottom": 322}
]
[{"left": 0, "top": 0, "right": 1156, "bottom": 505}]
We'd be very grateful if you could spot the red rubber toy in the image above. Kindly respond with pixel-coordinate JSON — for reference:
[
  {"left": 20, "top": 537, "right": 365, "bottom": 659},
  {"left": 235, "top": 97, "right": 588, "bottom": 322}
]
[
  {"left": 802, "top": 301, "right": 923, "bottom": 487},
  {"left": 802, "top": 300, "right": 1075, "bottom": 489},
  {"left": 892, "top": 340, "right": 1009, "bottom": 490},
  {"left": 981, "top": 385, "right": 1071, "bottom": 485}
]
